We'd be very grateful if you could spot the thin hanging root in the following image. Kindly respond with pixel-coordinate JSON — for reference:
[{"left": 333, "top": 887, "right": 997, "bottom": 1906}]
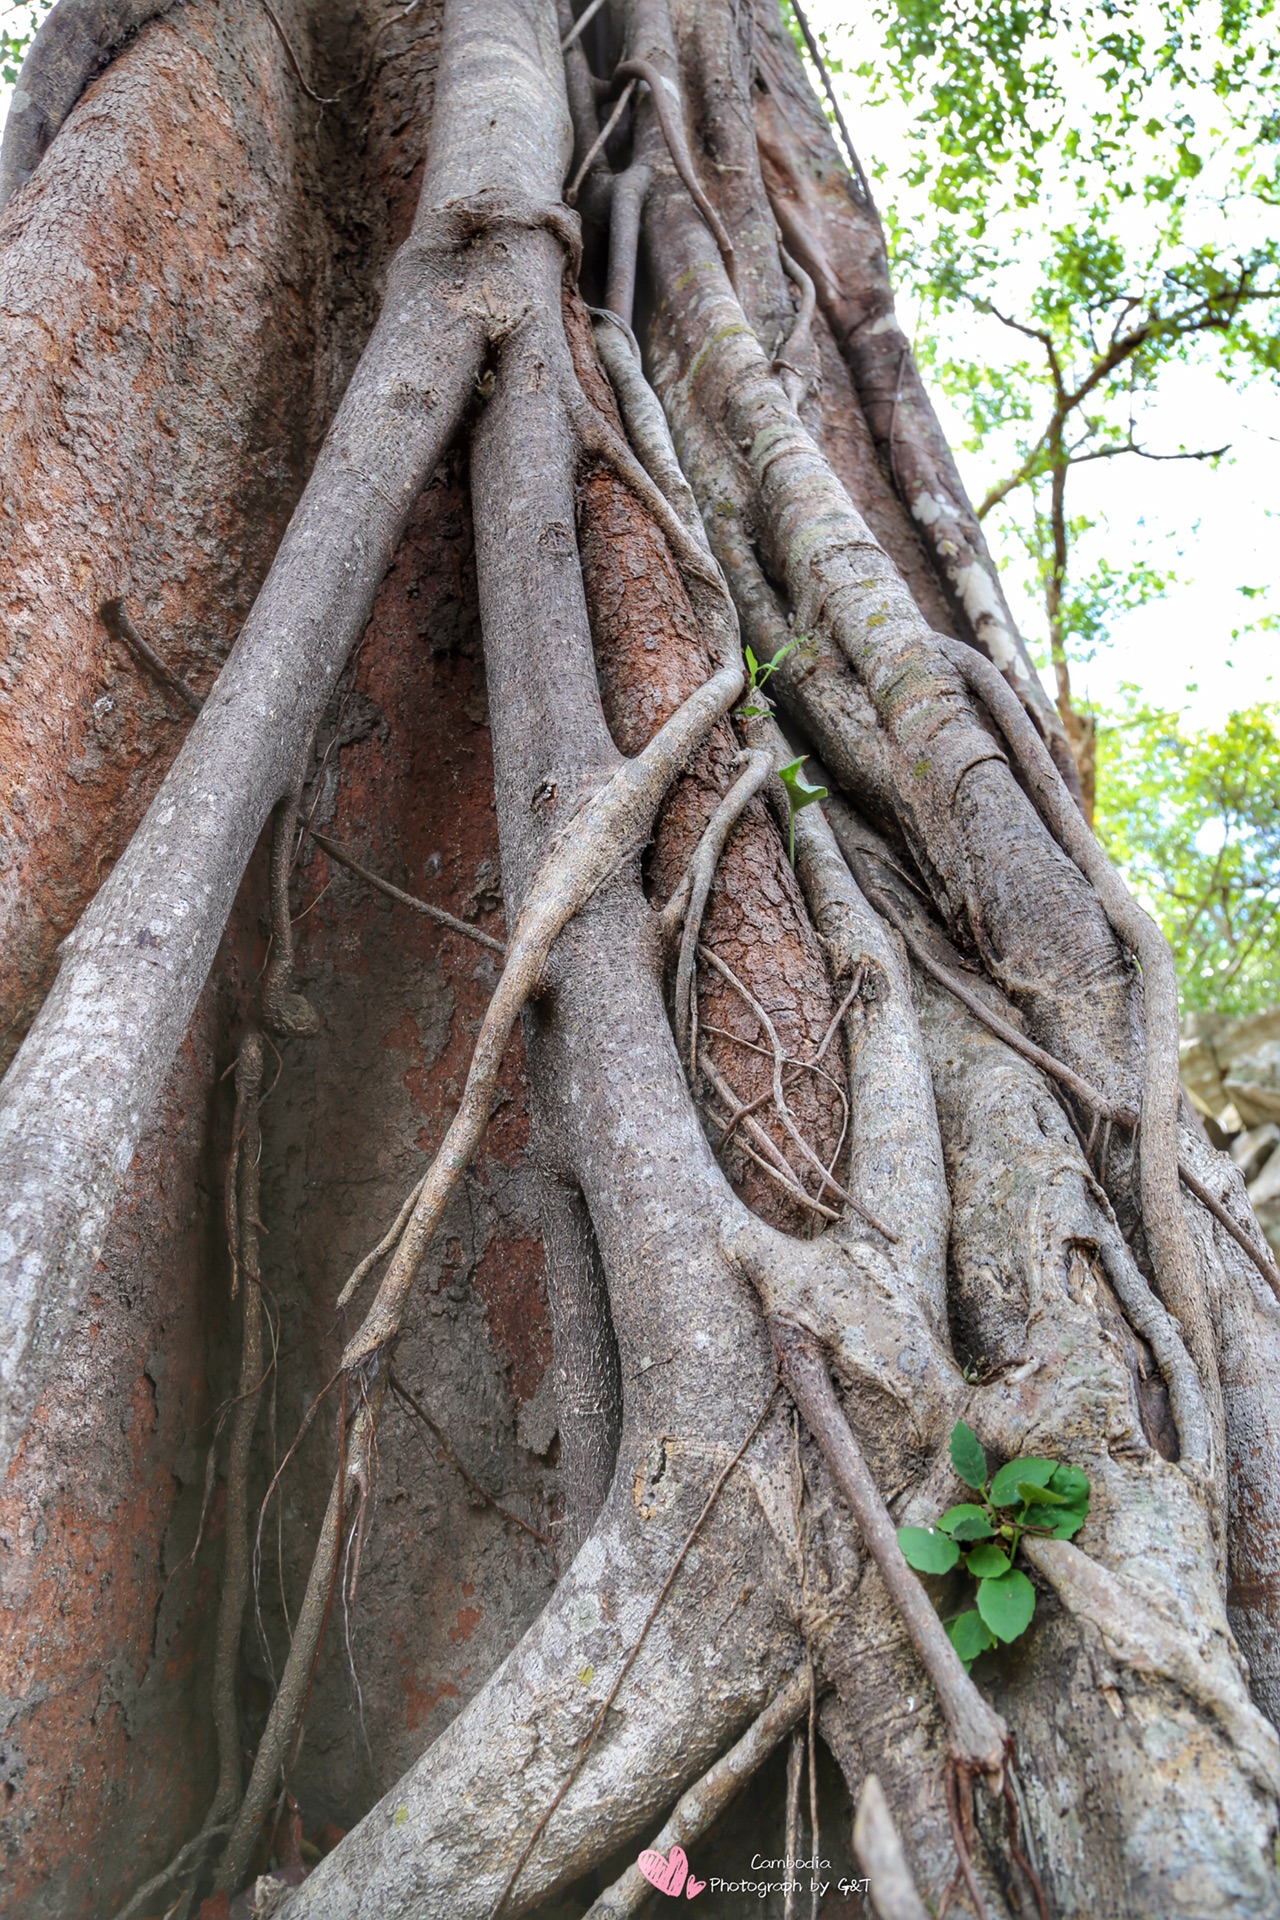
[
  {"left": 389, "top": 1370, "right": 552, "bottom": 1544},
  {"left": 699, "top": 943, "right": 851, "bottom": 1209},
  {"left": 561, "top": 0, "right": 607, "bottom": 50},
  {"left": 262, "top": 760, "right": 322, "bottom": 1039},
  {"left": 306, "top": 826, "right": 507, "bottom": 954},
  {"left": 660, "top": 747, "right": 775, "bottom": 1063},
  {"left": 815, "top": 964, "right": 866, "bottom": 1069},
  {"left": 563, "top": 381, "right": 738, "bottom": 666},
  {"left": 784, "top": 1726, "right": 804, "bottom": 1920},
  {"left": 771, "top": 1322, "right": 1008, "bottom": 1781},
  {"left": 341, "top": 657, "right": 742, "bottom": 1375},
  {"left": 1175, "top": 1158, "right": 1280, "bottom": 1299},
  {"left": 211, "top": 1030, "right": 269, "bottom": 1814},
  {"left": 612, "top": 57, "right": 738, "bottom": 291},
  {"left": 114, "top": 1030, "right": 271, "bottom": 1920},
  {"left": 100, "top": 597, "right": 205, "bottom": 715},
  {"left": 943, "top": 1762, "right": 991, "bottom": 1920},
  {"left": 784, "top": 0, "right": 871, "bottom": 196},
  {"left": 566, "top": 77, "right": 636, "bottom": 203},
  {"left": 701, "top": 1021, "right": 850, "bottom": 1180},
  {"left": 852, "top": 1776, "right": 929, "bottom": 1920},
  {"left": 218, "top": 1395, "right": 365, "bottom": 1890},
  {"left": 774, "top": 240, "right": 817, "bottom": 408},
  {"left": 491, "top": 1384, "right": 780, "bottom": 1920},
  {"left": 806, "top": 1669, "right": 820, "bottom": 1920},
  {"left": 584, "top": 1664, "right": 812, "bottom": 1919},
  {"left": 107, "top": 1823, "right": 233, "bottom": 1920},
  {"left": 335, "top": 1174, "right": 428, "bottom": 1311},
  {"left": 698, "top": 1049, "right": 841, "bottom": 1223},
  {"left": 850, "top": 838, "right": 1280, "bottom": 1301},
  {"left": 1000, "top": 1754, "right": 1050, "bottom": 1920}
]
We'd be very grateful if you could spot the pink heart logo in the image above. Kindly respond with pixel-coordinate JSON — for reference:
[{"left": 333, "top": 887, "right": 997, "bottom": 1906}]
[
  {"left": 637, "top": 1846, "right": 689, "bottom": 1896},
  {"left": 686, "top": 1875, "right": 707, "bottom": 1899}
]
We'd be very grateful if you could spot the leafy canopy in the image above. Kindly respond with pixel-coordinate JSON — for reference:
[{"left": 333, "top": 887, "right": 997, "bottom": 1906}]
[
  {"left": 1095, "top": 694, "right": 1280, "bottom": 1012},
  {"left": 2, "top": 2, "right": 51, "bottom": 88}
]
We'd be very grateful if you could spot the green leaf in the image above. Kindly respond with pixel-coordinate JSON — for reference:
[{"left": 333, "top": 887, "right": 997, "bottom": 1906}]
[
  {"left": 938, "top": 1503, "right": 994, "bottom": 1541},
  {"left": 778, "top": 756, "right": 828, "bottom": 809},
  {"left": 1043, "top": 1506, "right": 1088, "bottom": 1539},
  {"left": 777, "top": 756, "right": 829, "bottom": 863},
  {"left": 989, "top": 1457, "right": 1057, "bottom": 1505},
  {"left": 744, "top": 645, "right": 759, "bottom": 682},
  {"left": 947, "top": 1610, "right": 997, "bottom": 1668},
  {"left": 757, "top": 640, "right": 798, "bottom": 685},
  {"left": 1018, "top": 1479, "right": 1069, "bottom": 1506},
  {"left": 977, "top": 1568, "right": 1037, "bottom": 1643},
  {"left": 1050, "top": 1463, "right": 1091, "bottom": 1506},
  {"left": 965, "top": 1543, "right": 1012, "bottom": 1578},
  {"left": 950, "top": 1420, "right": 988, "bottom": 1489},
  {"left": 897, "top": 1526, "right": 960, "bottom": 1575}
]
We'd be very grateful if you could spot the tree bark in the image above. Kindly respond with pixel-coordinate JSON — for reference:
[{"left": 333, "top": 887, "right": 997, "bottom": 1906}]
[{"left": 2, "top": 0, "right": 1279, "bottom": 1915}]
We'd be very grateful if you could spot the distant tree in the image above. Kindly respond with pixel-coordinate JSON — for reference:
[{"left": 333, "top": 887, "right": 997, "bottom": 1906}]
[
  {"left": 1096, "top": 694, "right": 1280, "bottom": 1013},
  {"left": 823, "top": 0, "right": 1280, "bottom": 814}
]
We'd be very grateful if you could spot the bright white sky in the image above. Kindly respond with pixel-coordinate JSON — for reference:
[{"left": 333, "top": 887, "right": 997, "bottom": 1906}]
[
  {"left": 2, "top": 3, "right": 1275, "bottom": 729},
  {"left": 807, "top": 0, "right": 1279, "bottom": 730}
]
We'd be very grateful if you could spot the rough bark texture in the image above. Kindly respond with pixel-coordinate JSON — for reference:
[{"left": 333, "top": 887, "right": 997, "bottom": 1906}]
[{"left": 2, "top": 0, "right": 1279, "bottom": 1916}]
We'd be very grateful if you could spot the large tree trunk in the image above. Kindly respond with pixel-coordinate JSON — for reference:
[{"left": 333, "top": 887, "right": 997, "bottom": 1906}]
[{"left": 2, "top": 2, "right": 1279, "bottom": 1917}]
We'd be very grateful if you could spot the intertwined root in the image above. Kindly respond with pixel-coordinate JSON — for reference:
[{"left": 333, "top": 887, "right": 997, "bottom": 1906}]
[{"left": 4, "top": 0, "right": 1280, "bottom": 1915}]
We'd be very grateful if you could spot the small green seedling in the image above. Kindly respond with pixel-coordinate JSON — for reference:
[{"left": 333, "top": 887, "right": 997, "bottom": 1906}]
[
  {"left": 897, "top": 1420, "right": 1090, "bottom": 1668},
  {"left": 736, "top": 640, "right": 798, "bottom": 719},
  {"left": 777, "top": 755, "right": 828, "bottom": 864}
]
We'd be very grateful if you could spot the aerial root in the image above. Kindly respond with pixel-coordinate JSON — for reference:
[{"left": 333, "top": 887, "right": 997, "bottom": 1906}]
[
  {"left": 937, "top": 639, "right": 1222, "bottom": 1429},
  {"left": 942, "top": 1761, "right": 991, "bottom": 1920},
  {"left": 696, "top": 935, "right": 898, "bottom": 1239},
  {"left": 588, "top": 310, "right": 706, "bottom": 539},
  {"left": 845, "top": 823, "right": 1280, "bottom": 1302},
  {"left": 603, "top": 161, "right": 651, "bottom": 326},
  {"left": 699, "top": 944, "right": 850, "bottom": 1211},
  {"left": 698, "top": 1048, "right": 842, "bottom": 1223},
  {"left": 561, "top": 0, "right": 608, "bottom": 51},
  {"left": 491, "top": 1383, "right": 780, "bottom": 1919},
  {"left": 1021, "top": 1537, "right": 1280, "bottom": 1797},
  {"left": 100, "top": 597, "right": 205, "bottom": 714},
  {"left": 107, "top": 1822, "right": 233, "bottom": 1920},
  {"left": 584, "top": 1663, "right": 813, "bottom": 1919},
  {"left": 339, "top": 654, "right": 741, "bottom": 1375},
  {"left": 112, "top": 1026, "right": 275, "bottom": 1919},
  {"left": 770, "top": 1322, "right": 1008, "bottom": 1780},
  {"left": 261, "top": 756, "right": 322, "bottom": 1039},
  {"left": 852, "top": 1776, "right": 929, "bottom": 1920},
  {"left": 218, "top": 661, "right": 745, "bottom": 1890},
  {"left": 335, "top": 1173, "right": 427, "bottom": 1311},
  {"left": 659, "top": 746, "right": 776, "bottom": 1062},
  {"left": 611, "top": 58, "right": 738, "bottom": 291},
  {"left": 566, "top": 78, "right": 637, "bottom": 203},
  {"left": 774, "top": 241, "right": 818, "bottom": 409},
  {"left": 389, "top": 1370, "right": 552, "bottom": 1544},
  {"left": 307, "top": 827, "right": 506, "bottom": 954},
  {"left": 784, "top": 1726, "right": 804, "bottom": 1920},
  {"left": 563, "top": 378, "right": 740, "bottom": 673},
  {"left": 218, "top": 1393, "right": 363, "bottom": 1888}
]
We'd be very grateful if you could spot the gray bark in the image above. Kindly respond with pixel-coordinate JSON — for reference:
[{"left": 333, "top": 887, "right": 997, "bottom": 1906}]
[
  {"left": 3, "top": 0, "right": 1280, "bottom": 1914},
  {"left": 0, "top": 0, "right": 175, "bottom": 210}
]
